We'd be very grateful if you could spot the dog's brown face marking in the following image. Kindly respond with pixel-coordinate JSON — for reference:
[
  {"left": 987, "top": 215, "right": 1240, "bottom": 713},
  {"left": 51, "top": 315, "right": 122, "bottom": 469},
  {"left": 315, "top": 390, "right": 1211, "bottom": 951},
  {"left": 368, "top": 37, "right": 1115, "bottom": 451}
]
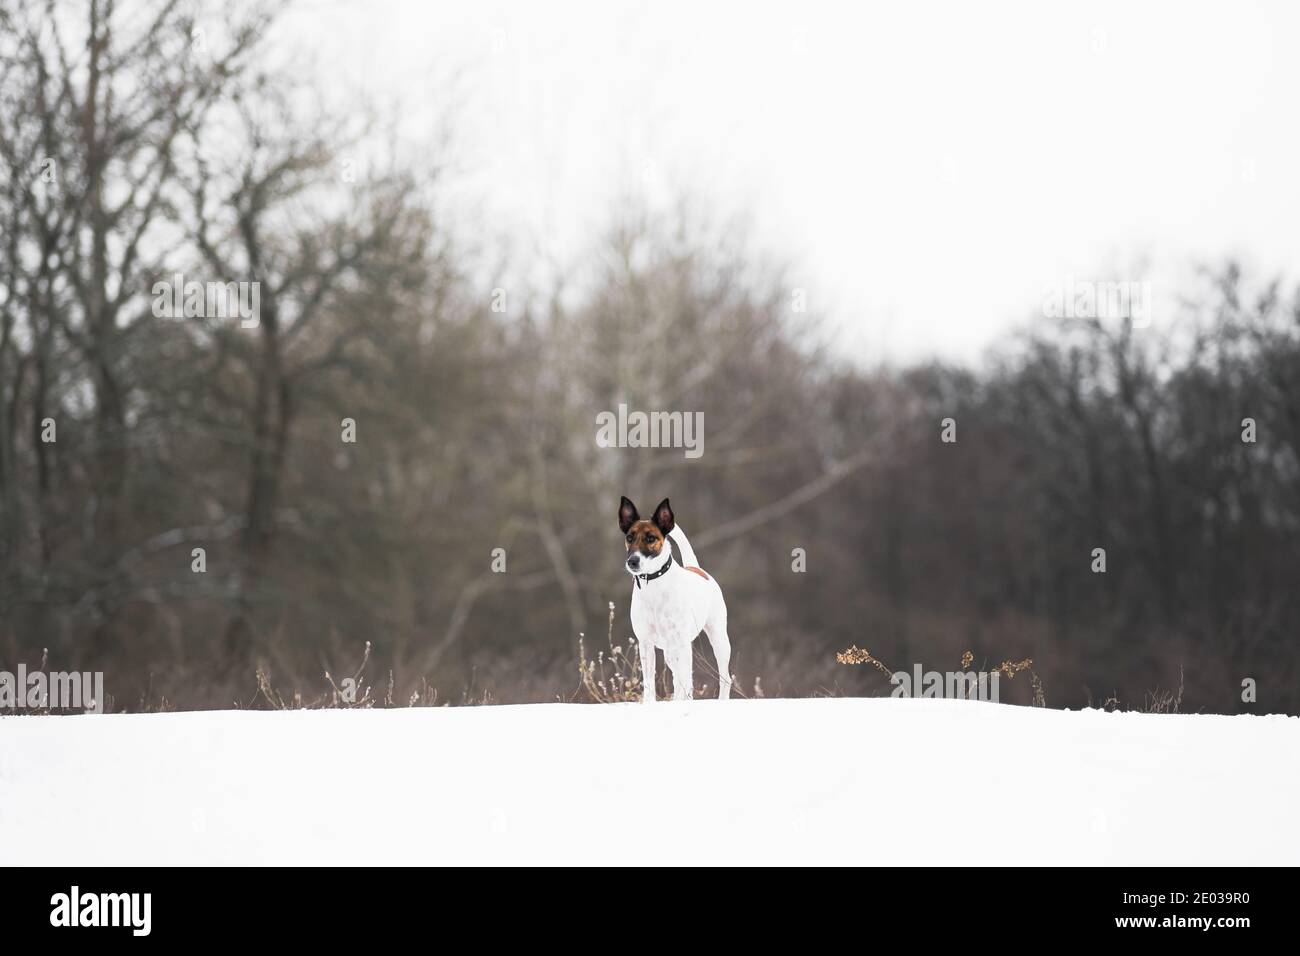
[{"left": 625, "top": 519, "right": 665, "bottom": 558}]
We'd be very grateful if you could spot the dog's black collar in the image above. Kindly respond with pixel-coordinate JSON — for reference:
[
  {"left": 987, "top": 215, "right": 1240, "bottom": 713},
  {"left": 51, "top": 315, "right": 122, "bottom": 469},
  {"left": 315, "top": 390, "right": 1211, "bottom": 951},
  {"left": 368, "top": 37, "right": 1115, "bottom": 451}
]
[{"left": 632, "top": 553, "right": 673, "bottom": 589}]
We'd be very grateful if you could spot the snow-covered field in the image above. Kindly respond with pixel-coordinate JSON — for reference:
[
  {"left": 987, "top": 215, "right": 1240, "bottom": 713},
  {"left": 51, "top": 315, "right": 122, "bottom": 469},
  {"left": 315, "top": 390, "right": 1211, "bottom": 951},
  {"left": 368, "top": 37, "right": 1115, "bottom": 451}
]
[{"left": 1, "top": 698, "right": 1296, "bottom": 865}]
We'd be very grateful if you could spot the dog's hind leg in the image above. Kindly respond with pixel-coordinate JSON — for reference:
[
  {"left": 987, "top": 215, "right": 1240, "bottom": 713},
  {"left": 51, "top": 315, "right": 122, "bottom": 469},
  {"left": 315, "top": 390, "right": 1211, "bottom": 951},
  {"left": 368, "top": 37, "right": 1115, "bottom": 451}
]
[
  {"left": 704, "top": 608, "right": 732, "bottom": 701},
  {"left": 666, "top": 644, "right": 693, "bottom": 701}
]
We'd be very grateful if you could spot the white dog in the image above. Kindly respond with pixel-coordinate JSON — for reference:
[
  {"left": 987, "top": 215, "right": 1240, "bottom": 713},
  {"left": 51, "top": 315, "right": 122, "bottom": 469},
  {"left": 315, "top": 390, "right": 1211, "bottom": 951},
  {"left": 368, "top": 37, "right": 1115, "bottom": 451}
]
[{"left": 619, "top": 496, "right": 731, "bottom": 701}]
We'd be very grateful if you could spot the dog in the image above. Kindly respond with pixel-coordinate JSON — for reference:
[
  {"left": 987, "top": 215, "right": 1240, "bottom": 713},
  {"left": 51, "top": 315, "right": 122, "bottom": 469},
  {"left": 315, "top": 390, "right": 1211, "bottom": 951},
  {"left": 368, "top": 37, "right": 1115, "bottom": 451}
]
[{"left": 619, "top": 496, "right": 731, "bottom": 701}]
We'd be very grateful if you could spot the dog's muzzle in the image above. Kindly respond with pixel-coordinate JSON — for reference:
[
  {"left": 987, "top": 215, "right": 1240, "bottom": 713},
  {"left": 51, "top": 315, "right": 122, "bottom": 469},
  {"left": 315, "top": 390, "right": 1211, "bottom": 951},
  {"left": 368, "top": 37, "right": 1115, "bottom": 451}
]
[{"left": 626, "top": 552, "right": 673, "bottom": 588}]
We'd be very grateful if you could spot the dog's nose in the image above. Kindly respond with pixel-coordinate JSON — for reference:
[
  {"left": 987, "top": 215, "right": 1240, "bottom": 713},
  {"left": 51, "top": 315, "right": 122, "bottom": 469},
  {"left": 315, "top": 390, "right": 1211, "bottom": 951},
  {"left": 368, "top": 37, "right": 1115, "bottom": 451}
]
[{"left": 627, "top": 554, "right": 641, "bottom": 568}]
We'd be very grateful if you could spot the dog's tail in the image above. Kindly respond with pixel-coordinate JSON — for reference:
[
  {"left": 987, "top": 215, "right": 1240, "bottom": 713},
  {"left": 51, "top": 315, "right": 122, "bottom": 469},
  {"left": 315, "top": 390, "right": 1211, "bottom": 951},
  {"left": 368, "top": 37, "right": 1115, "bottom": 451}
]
[{"left": 668, "top": 524, "right": 699, "bottom": 568}]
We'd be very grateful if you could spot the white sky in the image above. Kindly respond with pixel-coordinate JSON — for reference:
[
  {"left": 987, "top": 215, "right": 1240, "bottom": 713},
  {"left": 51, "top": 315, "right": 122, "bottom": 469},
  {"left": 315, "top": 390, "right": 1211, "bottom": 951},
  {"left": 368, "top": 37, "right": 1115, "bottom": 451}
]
[{"left": 283, "top": 0, "right": 1300, "bottom": 362}]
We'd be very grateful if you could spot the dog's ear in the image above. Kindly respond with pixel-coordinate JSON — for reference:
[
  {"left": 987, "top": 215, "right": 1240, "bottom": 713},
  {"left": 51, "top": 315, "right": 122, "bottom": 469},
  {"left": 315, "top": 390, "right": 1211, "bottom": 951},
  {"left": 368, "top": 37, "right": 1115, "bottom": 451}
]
[
  {"left": 618, "top": 496, "right": 640, "bottom": 534},
  {"left": 651, "top": 498, "right": 674, "bottom": 536}
]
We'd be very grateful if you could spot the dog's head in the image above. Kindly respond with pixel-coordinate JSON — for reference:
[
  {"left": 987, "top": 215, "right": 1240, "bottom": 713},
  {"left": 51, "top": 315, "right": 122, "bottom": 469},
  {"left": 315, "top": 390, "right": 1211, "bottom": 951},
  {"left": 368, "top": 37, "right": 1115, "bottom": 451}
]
[{"left": 618, "top": 496, "right": 674, "bottom": 576}]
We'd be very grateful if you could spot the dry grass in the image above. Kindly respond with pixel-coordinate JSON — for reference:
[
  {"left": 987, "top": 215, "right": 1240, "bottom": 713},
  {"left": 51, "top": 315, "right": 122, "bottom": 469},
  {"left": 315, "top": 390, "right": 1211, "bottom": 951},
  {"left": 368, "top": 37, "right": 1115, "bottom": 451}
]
[
  {"left": 1087, "top": 665, "right": 1186, "bottom": 714},
  {"left": 5, "top": 628, "right": 1199, "bottom": 716},
  {"left": 836, "top": 645, "right": 1047, "bottom": 706},
  {"left": 835, "top": 644, "right": 894, "bottom": 676},
  {"left": 1142, "top": 666, "right": 1185, "bottom": 714},
  {"left": 575, "top": 603, "right": 648, "bottom": 703},
  {"left": 243, "top": 641, "right": 457, "bottom": 711}
]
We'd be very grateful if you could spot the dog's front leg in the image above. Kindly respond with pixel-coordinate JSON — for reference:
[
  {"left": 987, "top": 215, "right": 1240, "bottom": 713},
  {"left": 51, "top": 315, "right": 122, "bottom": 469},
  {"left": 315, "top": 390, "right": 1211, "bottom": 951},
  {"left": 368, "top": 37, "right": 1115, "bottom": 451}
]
[{"left": 638, "top": 638, "right": 657, "bottom": 703}]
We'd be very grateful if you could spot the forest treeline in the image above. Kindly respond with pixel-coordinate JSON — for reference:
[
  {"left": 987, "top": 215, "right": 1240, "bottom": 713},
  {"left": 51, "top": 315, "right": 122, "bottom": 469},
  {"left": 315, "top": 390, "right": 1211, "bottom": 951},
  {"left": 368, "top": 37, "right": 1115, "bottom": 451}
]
[{"left": 2, "top": 1, "right": 1297, "bottom": 712}]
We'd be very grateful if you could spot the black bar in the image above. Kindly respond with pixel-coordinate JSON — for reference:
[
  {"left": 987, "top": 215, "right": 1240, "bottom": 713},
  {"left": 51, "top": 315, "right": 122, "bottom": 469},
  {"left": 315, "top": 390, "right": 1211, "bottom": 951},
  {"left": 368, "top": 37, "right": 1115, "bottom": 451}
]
[{"left": 2, "top": 866, "right": 1287, "bottom": 943}]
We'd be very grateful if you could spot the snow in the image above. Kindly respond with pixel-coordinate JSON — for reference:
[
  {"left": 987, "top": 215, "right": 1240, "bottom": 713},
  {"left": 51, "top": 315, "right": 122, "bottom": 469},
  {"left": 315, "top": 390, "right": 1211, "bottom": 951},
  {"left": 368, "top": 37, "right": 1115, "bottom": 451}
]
[{"left": 1, "top": 698, "right": 1296, "bottom": 865}]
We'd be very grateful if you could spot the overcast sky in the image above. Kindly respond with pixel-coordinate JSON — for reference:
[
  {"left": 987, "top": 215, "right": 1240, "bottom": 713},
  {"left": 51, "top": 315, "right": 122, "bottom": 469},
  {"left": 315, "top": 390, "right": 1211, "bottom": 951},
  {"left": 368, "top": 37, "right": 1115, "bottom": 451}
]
[{"left": 284, "top": 0, "right": 1300, "bottom": 362}]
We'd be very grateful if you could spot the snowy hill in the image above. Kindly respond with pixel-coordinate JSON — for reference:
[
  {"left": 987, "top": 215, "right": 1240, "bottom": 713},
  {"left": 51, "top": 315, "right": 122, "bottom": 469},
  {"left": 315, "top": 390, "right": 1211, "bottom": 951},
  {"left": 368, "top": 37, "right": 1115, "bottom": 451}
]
[{"left": 1, "top": 698, "right": 1296, "bottom": 865}]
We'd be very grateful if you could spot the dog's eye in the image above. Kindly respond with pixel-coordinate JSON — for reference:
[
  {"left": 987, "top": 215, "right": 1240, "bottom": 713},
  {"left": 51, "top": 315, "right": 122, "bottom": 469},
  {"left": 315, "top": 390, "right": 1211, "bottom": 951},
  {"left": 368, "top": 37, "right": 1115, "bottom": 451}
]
[{"left": 626, "top": 533, "right": 634, "bottom": 542}]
